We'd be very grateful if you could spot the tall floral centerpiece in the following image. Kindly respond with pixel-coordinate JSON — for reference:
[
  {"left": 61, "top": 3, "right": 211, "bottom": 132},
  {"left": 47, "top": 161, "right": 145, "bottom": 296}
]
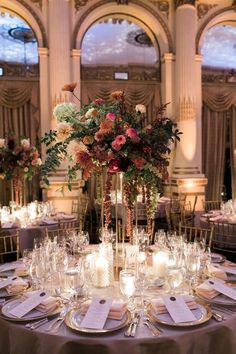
[
  {"left": 0, "top": 136, "right": 42, "bottom": 206},
  {"left": 41, "top": 85, "right": 181, "bottom": 243}
]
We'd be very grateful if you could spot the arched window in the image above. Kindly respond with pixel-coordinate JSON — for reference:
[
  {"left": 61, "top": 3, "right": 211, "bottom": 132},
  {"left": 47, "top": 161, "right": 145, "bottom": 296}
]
[{"left": 0, "top": 9, "right": 38, "bottom": 76}]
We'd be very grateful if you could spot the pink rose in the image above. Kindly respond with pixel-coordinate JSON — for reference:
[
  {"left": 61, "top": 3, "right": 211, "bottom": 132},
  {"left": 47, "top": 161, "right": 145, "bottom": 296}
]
[
  {"left": 93, "top": 98, "right": 104, "bottom": 105},
  {"left": 111, "top": 141, "right": 121, "bottom": 151},
  {"left": 126, "top": 128, "right": 137, "bottom": 139},
  {"left": 108, "top": 159, "right": 122, "bottom": 173},
  {"left": 106, "top": 112, "right": 116, "bottom": 120},
  {"left": 31, "top": 159, "right": 37, "bottom": 166},
  {"left": 114, "top": 135, "right": 126, "bottom": 146},
  {"left": 132, "top": 157, "right": 146, "bottom": 169}
]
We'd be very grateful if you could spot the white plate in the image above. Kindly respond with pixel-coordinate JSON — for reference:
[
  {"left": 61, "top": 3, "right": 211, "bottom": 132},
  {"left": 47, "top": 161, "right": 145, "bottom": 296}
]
[
  {"left": 149, "top": 302, "right": 212, "bottom": 327},
  {"left": 0, "top": 298, "right": 61, "bottom": 322}
]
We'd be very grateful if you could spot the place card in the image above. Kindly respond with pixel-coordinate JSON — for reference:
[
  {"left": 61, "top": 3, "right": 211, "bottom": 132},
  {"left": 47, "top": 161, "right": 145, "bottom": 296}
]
[
  {"left": 162, "top": 296, "right": 196, "bottom": 323},
  {"left": 0, "top": 262, "right": 22, "bottom": 273},
  {"left": 0, "top": 276, "right": 19, "bottom": 290},
  {"left": 205, "top": 278, "right": 236, "bottom": 300},
  {"left": 9, "top": 290, "right": 50, "bottom": 318},
  {"left": 80, "top": 297, "right": 113, "bottom": 329},
  {"left": 216, "top": 265, "right": 236, "bottom": 275}
]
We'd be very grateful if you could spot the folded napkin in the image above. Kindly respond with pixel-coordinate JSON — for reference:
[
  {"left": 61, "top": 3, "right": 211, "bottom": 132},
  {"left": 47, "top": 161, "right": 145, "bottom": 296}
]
[
  {"left": 209, "top": 215, "right": 222, "bottom": 222},
  {"left": 2, "top": 222, "right": 15, "bottom": 229},
  {"left": 206, "top": 264, "right": 227, "bottom": 281},
  {"left": 81, "top": 300, "right": 127, "bottom": 321},
  {"left": 195, "top": 282, "right": 219, "bottom": 299},
  {"left": 223, "top": 260, "right": 236, "bottom": 268},
  {"left": 14, "top": 266, "right": 28, "bottom": 277},
  {"left": 22, "top": 291, "right": 61, "bottom": 313},
  {"left": 228, "top": 216, "right": 236, "bottom": 224},
  {"left": 151, "top": 295, "right": 198, "bottom": 314},
  {"left": 6, "top": 278, "right": 29, "bottom": 295}
]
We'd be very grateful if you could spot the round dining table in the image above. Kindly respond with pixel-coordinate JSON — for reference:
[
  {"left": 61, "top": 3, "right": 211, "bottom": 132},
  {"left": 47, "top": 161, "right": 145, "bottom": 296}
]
[{"left": 1, "top": 282, "right": 236, "bottom": 354}]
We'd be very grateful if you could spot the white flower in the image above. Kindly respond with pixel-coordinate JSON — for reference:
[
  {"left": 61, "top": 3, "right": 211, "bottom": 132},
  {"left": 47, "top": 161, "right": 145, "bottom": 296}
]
[
  {"left": 21, "top": 138, "right": 30, "bottom": 149},
  {"left": 57, "top": 122, "right": 73, "bottom": 141},
  {"left": 135, "top": 104, "right": 146, "bottom": 114},
  {"left": 24, "top": 167, "right": 29, "bottom": 172},
  {"left": 0, "top": 139, "right": 5, "bottom": 148},
  {"left": 85, "top": 107, "right": 98, "bottom": 118},
  {"left": 53, "top": 102, "right": 77, "bottom": 122},
  {"left": 36, "top": 158, "right": 42, "bottom": 166}
]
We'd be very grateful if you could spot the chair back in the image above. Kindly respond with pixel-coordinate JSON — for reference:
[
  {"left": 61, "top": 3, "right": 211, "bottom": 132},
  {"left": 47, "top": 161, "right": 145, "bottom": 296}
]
[
  {"left": 211, "top": 221, "right": 236, "bottom": 259},
  {"left": 179, "top": 222, "right": 214, "bottom": 247},
  {"left": 203, "top": 200, "right": 221, "bottom": 212},
  {"left": 0, "top": 230, "right": 20, "bottom": 262}
]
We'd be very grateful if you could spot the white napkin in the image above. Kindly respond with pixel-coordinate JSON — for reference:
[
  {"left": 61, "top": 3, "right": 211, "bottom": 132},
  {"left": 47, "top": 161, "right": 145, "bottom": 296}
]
[{"left": 6, "top": 278, "right": 29, "bottom": 295}]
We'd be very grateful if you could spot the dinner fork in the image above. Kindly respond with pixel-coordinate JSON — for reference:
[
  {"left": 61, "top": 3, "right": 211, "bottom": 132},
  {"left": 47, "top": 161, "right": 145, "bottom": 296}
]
[
  {"left": 142, "top": 301, "right": 162, "bottom": 336},
  {"left": 45, "top": 307, "right": 71, "bottom": 332}
]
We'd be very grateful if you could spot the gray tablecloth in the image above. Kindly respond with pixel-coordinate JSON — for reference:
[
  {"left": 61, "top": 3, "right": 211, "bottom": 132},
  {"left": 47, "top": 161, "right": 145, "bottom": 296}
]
[{"left": 1, "top": 311, "right": 236, "bottom": 354}]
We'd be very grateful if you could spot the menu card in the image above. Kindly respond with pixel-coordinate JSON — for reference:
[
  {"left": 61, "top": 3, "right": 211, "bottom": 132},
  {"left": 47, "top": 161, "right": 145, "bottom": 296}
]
[
  {"left": 0, "top": 263, "right": 22, "bottom": 273},
  {"left": 0, "top": 276, "right": 19, "bottom": 290},
  {"left": 205, "top": 278, "right": 236, "bottom": 300},
  {"left": 216, "top": 265, "right": 236, "bottom": 275},
  {"left": 162, "top": 296, "right": 196, "bottom": 323},
  {"left": 9, "top": 290, "right": 50, "bottom": 318},
  {"left": 80, "top": 297, "right": 113, "bottom": 329}
]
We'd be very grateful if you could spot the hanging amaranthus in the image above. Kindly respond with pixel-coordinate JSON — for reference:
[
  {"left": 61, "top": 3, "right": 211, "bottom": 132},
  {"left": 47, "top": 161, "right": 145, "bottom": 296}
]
[{"left": 104, "top": 172, "right": 112, "bottom": 234}]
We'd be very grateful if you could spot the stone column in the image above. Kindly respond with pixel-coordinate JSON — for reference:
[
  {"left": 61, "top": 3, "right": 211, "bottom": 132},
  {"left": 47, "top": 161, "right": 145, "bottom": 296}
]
[
  {"left": 38, "top": 47, "right": 50, "bottom": 139},
  {"left": 71, "top": 48, "right": 81, "bottom": 107},
  {"left": 171, "top": 3, "right": 207, "bottom": 210},
  {"left": 45, "top": 0, "right": 83, "bottom": 213},
  {"left": 161, "top": 53, "right": 174, "bottom": 118}
]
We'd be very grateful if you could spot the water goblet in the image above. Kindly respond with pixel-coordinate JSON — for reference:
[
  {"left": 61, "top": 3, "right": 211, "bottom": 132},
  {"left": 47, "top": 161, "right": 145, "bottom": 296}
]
[
  {"left": 167, "top": 265, "right": 184, "bottom": 294},
  {"left": 119, "top": 269, "right": 136, "bottom": 313}
]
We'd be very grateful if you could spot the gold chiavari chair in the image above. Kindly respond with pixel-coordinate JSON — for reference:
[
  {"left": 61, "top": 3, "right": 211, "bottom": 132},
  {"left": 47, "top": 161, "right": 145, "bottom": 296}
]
[
  {"left": 179, "top": 222, "right": 214, "bottom": 247},
  {"left": 0, "top": 230, "right": 20, "bottom": 263},
  {"left": 210, "top": 221, "right": 236, "bottom": 260},
  {"left": 203, "top": 200, "right": 222, "bottom": 212},
  {"left": 58, "top": 219, "right": 79, "bottom": 230},
  {"left": 45, "top": 226, "right": 81, "bottom": 244}
]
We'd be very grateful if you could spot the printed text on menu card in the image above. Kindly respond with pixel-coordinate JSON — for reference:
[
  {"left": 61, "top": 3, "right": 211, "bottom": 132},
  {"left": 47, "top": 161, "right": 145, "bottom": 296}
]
[{"left": 81, "top": 298, "right": 113, "bottom": 329}]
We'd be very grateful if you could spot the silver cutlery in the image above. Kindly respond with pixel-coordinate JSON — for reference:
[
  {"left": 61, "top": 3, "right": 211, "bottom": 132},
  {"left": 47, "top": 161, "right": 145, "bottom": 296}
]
[
  {"left": 211, "top": 311, "right": 225, "bottom": 322},
  {"left": 130, "top": 314, "right": 140, "bottom": 337},
  {"left": 143, "top": 319, "right": 160, "bottom": 336},
  {"left": 25, "top": 318, "right": 49, "bottom": 330},
  {"left": 45, "top": 307, "right": 71, "bottom": 333},
  {"left": 124, "top": 316, "right": 135, "bottom": 337},
  {"left": 142, "top": 301, "right": 162, "bottom": 336}
]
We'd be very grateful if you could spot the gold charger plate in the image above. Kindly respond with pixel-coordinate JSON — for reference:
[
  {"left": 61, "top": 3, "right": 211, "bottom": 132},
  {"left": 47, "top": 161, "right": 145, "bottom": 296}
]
[
  {"left": 0, "top": 297, "right": 62, "bottom": 322},
  {"left": 148, "top": 301, "right": 212, "bottom": 327},
  {"left": 65, "top": 307, "right": 131, "bottom": 334}
]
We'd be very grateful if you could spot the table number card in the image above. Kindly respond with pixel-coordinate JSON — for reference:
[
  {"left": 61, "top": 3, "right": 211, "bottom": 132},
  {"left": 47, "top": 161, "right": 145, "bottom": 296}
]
[
  {"left": 205, "top": 278, "right": 236, "bottom": 300},
  {"left": 162, "top": 296, "right": 196, "bottom": 323},
  {"left": 0, "top": 276, "right": 19, "bottom": 290},
  {"left": 80, "top": 298, "right": 113, "bottom": 329},
  {"left": 9, "top": 290, "right": 50, "bottom": 318}
]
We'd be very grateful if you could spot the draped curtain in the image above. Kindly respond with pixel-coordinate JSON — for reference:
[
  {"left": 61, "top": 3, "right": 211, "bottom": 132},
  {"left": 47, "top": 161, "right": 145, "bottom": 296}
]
[
  {"left": 81, "top": 82, "right": 161, "bottom": 124},
  {"left": 202, "top": 85, "right": 236, "bottom": 200},
  {"left": 0, "top": 80, "right": 40, "bottom": 205}
]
